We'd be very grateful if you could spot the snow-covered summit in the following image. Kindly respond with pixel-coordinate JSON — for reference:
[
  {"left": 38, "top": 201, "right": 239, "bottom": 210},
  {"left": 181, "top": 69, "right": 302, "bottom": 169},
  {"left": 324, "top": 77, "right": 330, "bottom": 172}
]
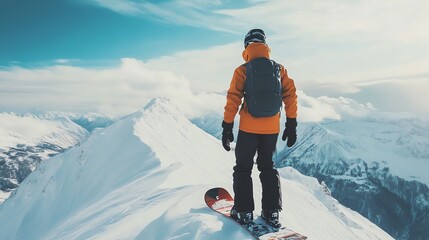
[{"left": 0, "top": 98, "right": 392, "bottom": 240}]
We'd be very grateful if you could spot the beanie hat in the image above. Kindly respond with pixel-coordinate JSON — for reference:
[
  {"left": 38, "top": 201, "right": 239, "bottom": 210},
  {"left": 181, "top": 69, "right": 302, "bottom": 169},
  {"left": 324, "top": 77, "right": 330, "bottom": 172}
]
[{"left": 244, "top": 29, "right": 266, "bottom": 48}]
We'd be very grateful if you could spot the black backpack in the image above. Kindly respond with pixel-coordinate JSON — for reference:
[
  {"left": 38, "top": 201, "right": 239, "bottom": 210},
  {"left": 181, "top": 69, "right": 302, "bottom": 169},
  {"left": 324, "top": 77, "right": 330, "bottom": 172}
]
[{"left": 243, "top": 57, "right": 282, "bottom": 117}]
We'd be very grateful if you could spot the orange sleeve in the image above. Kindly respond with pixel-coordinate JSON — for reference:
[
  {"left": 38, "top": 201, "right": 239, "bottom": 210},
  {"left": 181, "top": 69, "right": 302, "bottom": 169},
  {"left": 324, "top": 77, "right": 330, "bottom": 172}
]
[
  {"left": 280, "top": 65, "right": 298, "bottom": 118},
  {"left": 223, "top": 66, "right": 246, "bottom": 123}
]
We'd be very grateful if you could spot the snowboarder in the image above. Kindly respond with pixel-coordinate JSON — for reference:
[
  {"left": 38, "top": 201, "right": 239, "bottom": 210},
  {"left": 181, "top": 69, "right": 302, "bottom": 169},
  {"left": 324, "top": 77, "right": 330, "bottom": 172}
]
[{"left": 222, "top": 29, "right": 298, "bottom": 228}]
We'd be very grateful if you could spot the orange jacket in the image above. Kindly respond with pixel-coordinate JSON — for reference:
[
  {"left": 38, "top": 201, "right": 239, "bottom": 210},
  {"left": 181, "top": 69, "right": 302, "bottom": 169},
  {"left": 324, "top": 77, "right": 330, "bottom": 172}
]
[{"left": 223, "top": 43, "right": 298, "bottom": 134}]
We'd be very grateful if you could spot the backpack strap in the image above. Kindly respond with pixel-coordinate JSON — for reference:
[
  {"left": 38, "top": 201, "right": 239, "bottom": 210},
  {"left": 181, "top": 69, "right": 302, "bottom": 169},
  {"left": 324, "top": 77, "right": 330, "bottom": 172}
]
[
  {"left": 270, "top": 60, "right": 281, "bottom": 79},
  {"left": 270, "top": 60, "right": 282, "bottom": 114}
]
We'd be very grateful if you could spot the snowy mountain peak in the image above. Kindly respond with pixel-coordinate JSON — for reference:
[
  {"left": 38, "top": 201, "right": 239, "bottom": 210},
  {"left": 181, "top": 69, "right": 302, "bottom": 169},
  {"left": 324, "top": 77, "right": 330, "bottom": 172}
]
[
  {"left": 139, "top": 97, "right": 181, "bottom": 117},
  {"left": 127, "top": 97, "right": 184, "bottom": 125},
  {"left": 143, "top": 97, "right": 172, "bottom": 111},
  {"left": 288, "top": 122, "right": 357, "bottom": 165}
]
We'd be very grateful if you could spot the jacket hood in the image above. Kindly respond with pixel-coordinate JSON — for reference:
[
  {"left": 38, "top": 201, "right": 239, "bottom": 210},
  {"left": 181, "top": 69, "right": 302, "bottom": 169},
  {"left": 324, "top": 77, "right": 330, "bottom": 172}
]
[{"left": 242, "top": 43, "right": 271, "bottom": 62}]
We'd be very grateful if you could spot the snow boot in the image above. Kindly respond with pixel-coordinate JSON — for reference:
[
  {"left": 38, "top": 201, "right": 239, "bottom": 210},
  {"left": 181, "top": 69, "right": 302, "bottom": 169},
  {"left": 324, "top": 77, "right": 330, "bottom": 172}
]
[
  {"left": 261, "top": 209, "right": 282, "bottom": 228},
  {"left": 230, "top": 206, "right": 254, "bottom": 226}
]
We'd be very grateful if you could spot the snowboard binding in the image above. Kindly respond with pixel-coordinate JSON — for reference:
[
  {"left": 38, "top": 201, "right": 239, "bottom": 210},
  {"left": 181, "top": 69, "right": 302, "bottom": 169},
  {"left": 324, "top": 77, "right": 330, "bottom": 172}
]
[{"left": 262, "top": 209, "right": 282, "bottom": 228}]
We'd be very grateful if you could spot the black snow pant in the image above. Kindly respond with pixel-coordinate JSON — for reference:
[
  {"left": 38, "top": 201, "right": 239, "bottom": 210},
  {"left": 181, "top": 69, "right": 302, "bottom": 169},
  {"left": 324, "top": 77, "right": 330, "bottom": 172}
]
[{"left": 233, "top": 130, "right": 282, "bottom": 212}]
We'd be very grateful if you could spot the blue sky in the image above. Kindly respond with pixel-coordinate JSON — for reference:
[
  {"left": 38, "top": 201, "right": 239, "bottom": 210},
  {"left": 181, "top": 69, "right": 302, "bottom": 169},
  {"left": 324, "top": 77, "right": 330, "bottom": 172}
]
[
  {"left": 1, "top": 0, "right": 428, "bottom": 119},
  {"left": 0, "top": 0, "right": 241, "bottom": 66}
]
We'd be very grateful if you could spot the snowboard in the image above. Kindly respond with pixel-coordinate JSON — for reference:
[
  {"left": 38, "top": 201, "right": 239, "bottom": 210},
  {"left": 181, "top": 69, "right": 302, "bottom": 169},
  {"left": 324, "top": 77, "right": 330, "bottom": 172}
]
[{"left": 204, "top": 187, "right": 307, "bottom": 240}]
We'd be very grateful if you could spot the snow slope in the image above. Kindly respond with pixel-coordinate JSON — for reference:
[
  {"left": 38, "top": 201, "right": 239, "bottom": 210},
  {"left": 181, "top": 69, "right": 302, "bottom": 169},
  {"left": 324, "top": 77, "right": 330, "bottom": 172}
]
[{"left": 0, "top": 98, "right": 392, "bottom": 240}]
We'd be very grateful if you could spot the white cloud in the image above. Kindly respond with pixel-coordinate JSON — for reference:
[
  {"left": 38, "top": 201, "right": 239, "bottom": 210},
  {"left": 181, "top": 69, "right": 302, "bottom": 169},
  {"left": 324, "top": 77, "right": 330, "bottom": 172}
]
[
  {"left": 223, "top": 0, "right": 429, "bottom": 43},
  {"left": 297, "top": 90, "right": 376, "bottom": 122},
  {"left": 90, "top": 0, "right": 237, "bottom": 32},
  {"left": 91, "top": 0, "right": 144, "bottom": 15},
  {"left": 0, "top": 58, "right": 215, "bottom": 117},
  {"left": 346, "top": 76, "right": 429, "bottom": 119},
  {"left": 56, "top": 59, "right": 70, "bottom": 64},
  {"left": 145, "top": 43, "right": 242, "bottom": 93}
]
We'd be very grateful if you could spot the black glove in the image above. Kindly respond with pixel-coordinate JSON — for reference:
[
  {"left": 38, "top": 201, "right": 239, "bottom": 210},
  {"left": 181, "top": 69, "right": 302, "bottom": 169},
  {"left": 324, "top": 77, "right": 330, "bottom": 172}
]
[
  {"left": 222, "top": 121, "right": 234, "bottom": 151},
  {"left": 282, "top": 118, "right": 297, "bottom": 147}
]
